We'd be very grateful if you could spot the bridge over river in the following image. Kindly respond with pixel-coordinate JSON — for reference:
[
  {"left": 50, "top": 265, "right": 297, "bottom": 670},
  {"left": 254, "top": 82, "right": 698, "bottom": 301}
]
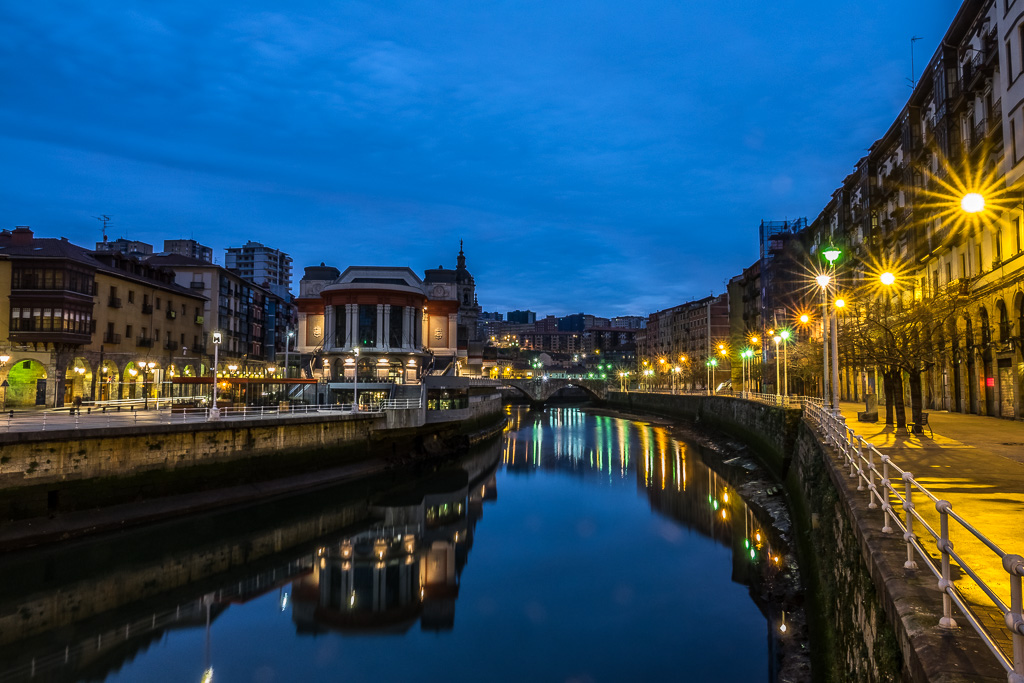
[{"left": 500, "top": 377, "right": 610, "bottom": 403}]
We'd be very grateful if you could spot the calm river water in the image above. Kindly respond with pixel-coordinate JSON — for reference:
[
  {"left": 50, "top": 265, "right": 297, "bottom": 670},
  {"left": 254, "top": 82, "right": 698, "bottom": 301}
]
[{"left": 0, "top": 407, "right": 789, "bottom": 682}]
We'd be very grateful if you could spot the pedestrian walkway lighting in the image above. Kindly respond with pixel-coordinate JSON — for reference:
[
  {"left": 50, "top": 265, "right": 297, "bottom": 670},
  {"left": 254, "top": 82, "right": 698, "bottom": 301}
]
[
  {"left": 799, "top": 314, "right": 809, "bottom": 324},
  {"left": 880, "top": 272, "right": 896, "bottom": 286},
  {"left": 960, "top": 192, "right": 985, "bottom": 214},
  {"left": 835, "top": 298, "right": 846, "bottom": 309},
  {"left": 210, "top": 331, "right": 223, "bottom": 421},
  {"left": 823, "top": 246, "right": 841, "bottom": 264}
]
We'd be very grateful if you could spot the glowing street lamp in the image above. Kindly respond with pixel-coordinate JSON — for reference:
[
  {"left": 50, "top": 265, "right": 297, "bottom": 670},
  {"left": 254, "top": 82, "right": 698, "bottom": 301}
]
[
  {"left": 706, "top": 358, "right": 718, "bottom": 395},
  {"left": 209, "top": 331, "right": 223, "bottom": 421},
  {"left": 880, "top": 272, "right": 896, "bottom": 286},
  {"left": 780, "top": 329, "right": 791, "bottom": 402},
  {"left": 960, "top": 192, "right": 985, "bottom": 214}
]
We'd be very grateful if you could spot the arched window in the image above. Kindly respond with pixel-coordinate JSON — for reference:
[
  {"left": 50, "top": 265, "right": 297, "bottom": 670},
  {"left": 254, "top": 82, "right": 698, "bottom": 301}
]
[
  {"left": 997, "top": 300, "right": 1010, "bottom": 340},
  {"left": 979, "top": 307, "right": 991, "bottom": 345},
  {"left": 964, "top": 316, "right": 974, "bottom": 349}
]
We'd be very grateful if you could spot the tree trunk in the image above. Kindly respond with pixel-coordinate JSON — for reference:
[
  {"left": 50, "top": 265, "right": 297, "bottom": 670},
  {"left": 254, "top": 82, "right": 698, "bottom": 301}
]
[
  {"left": 883, "top": 368, "right": 895, "bottom": 425},
  {"left": 892, "top": 367, "right": 907, "bottom": 430},
  {"left": 909, "top": 370, "right": 924, "bottom": 435}
]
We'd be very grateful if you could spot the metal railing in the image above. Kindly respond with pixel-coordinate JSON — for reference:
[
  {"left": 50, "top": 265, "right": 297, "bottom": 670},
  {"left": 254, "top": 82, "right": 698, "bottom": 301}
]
[
  {"left": 804, "top": 401, "right": 1024, "bottom": 680},
  {"left": 1, "top": 400, "right": 423, "bottom": 433}
]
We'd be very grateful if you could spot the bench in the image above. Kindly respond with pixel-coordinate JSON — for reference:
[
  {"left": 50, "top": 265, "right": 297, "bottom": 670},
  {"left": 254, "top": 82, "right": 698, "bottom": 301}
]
[
  {"left": 857, "top": 410, "right": 878, "bottom": 422},
  {"left": 910, "top": 412, "right": 932, "bottom": 436}
]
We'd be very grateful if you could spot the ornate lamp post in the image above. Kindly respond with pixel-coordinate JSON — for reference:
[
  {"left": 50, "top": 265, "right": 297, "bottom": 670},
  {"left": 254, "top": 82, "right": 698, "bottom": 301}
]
[{"left": 209, "top": 331, "right": 222, "bottom": 421}]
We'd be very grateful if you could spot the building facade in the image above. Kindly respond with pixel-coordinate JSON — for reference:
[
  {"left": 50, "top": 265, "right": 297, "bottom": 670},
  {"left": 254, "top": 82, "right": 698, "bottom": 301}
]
[
  {"left": 794, "top": 0, "right": 1024, "bottom": 418},
  {"left": 0, "top": 227, "right": 207, "bottom": 407},
  {"left": 225, "top": 240, "right": 293, "bottom": 299}
]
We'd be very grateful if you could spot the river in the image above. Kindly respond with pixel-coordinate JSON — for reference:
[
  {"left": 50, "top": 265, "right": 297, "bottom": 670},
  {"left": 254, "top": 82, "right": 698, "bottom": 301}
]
[{"left": 0, "top": 406, "right": 793, "bottom": 682}]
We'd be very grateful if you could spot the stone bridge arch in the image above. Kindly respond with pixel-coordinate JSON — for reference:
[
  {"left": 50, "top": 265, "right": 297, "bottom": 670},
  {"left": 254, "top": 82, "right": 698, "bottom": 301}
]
[{"left": 503, "top": 378, "right": 609, "bottom": 404}]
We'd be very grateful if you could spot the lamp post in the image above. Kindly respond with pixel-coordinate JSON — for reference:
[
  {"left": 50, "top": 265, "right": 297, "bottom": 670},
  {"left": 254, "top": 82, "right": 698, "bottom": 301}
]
[
  {"left": 816, "top": 274, "right": 832, "bottom": 405},
  {"left": 352, "top": 347, "right": 360, "bottom": 411},
  {"left": 772, "top": 334, "right": 781, "bottom": 400},
  {"left": 137, "top": 361, "right": 155, "bottom": 410},
  {"left": 284, "top": 329, "right": 295, "bottom": 379},
  {"left": 0, "top": 354, "right": 9, "bottom": 410},
  {"left": 780, "top": 329, "right": 790, "bottom": 402},
  {"left": 822, "top": 247, "right": 841, "bottom": 412},
  {"left": 209, "top": 331, "right": 222, "bottom": 420},
  {"left": 831, "top": 298, "right": 843, "bottom": 411},
  {"left": 706, "top": 357, "right": 718, "bottom": 395}
]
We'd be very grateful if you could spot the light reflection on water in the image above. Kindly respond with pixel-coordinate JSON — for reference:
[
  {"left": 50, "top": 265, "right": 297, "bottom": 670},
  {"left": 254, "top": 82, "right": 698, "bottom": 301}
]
[{"left": 0, "top": 407, "right": 786, "bottom": 683}]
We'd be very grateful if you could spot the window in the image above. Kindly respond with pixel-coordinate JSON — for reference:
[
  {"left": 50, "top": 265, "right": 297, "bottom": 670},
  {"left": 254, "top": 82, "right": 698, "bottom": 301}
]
[
  {"left": 155, "top": 297, "right": 161, "bottom": 310},
  {"left": 1013, "top": 118, "right": 1019, "bottom": 164},
  {"left": 996, "top": 229, "right": 1003, "bottom": 263},
  {"left": 128, "top": 290, "right": 135, "bottom": 303},
  {"left": 358, "top": 304, "right": 377, "bottom": 347},
  {"left": 390, "top": 305, "right": 404, "bottom": 347}
]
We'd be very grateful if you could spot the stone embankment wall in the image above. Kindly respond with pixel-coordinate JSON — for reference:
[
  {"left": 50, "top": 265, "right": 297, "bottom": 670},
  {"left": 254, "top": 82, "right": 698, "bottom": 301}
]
[
  {"left": 604, "top": 392, "right": 1000, "bottom": 683},
  {"left": 0, "top": 398, "right": 506, "bottom": 520},
  {"left": 0, "top": 413, "right": 384, "bottom": 488}
]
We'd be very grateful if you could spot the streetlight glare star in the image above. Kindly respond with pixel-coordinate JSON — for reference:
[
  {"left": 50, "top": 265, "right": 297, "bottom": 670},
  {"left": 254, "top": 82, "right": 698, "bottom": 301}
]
[
  {"left": 960, "top": 192, "right": 985, "bottom": 214},
  {"left": 815, "top": 274, "right": 831, "bottom": 288},
  {"left": 880, "top": 272, "right": 895, "bottom": 286}
]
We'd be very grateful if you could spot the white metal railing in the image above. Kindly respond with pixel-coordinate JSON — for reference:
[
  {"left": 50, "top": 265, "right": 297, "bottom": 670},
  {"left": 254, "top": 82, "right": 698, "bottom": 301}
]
[
  {"left": 804, "top": 400, "right": 1024, "bottom": 680},
  {"left": 0, "top": 400, "right": 422, "bottom": 433},
  {"left": 745, "top": 392, "right": 822, "bottom": 409}
]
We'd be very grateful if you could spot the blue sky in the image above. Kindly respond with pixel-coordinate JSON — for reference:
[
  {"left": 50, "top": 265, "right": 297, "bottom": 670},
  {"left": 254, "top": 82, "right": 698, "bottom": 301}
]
[{"left": 0, "top": 0, "right": 960, "bottom": 316}]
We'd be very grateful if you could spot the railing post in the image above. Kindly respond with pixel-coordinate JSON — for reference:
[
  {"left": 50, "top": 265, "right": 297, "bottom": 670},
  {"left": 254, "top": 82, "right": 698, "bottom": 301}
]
[
  {"left": 1002, "top": 554, "right": 1024, "bottom": 682},
  {"left": 848, "top": 428, "right": 857, "bottom": 480},
  {"left": 902, "top": 472, "right": 918, "bottom": 570},
  {"left": 880, "top": 453, "right": 892, "bottom": 533},
  {"left": 935, "top": 500, "right": 957, "bottom": 629},
  {"left": 860, "top": 436, "right": 872, "bottom": 498}
]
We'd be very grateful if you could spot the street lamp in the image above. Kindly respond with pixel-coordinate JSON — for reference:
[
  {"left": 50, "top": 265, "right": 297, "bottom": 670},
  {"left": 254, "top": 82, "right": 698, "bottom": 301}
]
[
  {"left": 284, "top": 329, "right": 295, "bottom": 379},
  {"left": 816, "top": 273, "right": 832, "bottom": 405},
  {"left": 209, "top": 331, "right": 222, "bottom": 420},
  {"left": 772, "top": 335, "right": 782, "bottom": 400},
  {"left": 706, "top": 358, "right": 718, "bottom": 395},
  {"left": 0, "top": 354, "right": 9, "bottom": 411},
  {"left": 780, "top": 329, "right": 790, "bottom": 402},
  {"left": 822, "top": 246, "right": 842, "bottom": 412},
  {"left": 352, "top": 347, "right": 360, "bottom": 411},
  {"left": 961, "top": 192, "right": 985, "bottom": 214}
]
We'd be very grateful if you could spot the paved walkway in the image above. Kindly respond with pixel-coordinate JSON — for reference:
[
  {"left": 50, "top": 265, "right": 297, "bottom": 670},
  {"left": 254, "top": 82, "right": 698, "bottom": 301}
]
[{"left": 836, "top": 401, "right": 1024, "bottom": 661}]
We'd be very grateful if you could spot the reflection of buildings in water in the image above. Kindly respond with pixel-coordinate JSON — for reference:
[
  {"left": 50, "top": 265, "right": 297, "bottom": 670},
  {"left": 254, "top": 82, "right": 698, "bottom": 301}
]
[
  {"left": 0, "top": 443, "right": 502, "bottom": 682},
  {"left": 502, "top": 407, "right": 788, "bottom": 579},
  {"left": 291, "top": 461, "right": 498, "bottom": 635}
]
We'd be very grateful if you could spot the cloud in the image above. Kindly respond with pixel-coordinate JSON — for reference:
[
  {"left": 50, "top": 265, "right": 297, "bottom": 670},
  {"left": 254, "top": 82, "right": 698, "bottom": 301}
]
[{"left": 0, "top": 0, "right": 963, "bottom": 316}]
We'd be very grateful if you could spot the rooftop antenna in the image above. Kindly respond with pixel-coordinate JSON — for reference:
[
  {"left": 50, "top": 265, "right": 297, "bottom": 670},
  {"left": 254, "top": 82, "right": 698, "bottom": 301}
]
[
  {"left": 94, "top": 215, "right": 112, "bottom": 242},
  {"left": 909, "top": 36, "right": 923, "bottom": 89}
]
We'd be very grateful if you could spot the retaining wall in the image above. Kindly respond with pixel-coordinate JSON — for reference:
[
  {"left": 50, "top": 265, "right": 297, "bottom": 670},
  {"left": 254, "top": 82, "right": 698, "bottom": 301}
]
[{"left": 604, "top": 391, "right": 1002, "bottom": 683}]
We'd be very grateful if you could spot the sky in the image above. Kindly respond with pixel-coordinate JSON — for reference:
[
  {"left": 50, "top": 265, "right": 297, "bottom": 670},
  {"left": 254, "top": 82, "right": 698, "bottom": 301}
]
[{"left": 0, "top": 0, "right": 962, "bottom": 317}]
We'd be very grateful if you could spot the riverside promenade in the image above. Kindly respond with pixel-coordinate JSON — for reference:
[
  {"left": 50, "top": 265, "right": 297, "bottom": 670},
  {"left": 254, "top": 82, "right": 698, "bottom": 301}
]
[{"left": 835, "top": 401, "right": 1024, "bottom": 657}]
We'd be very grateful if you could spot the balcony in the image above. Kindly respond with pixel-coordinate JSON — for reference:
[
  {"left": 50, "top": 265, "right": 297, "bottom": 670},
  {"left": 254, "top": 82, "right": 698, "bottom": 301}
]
[
  {"left": 192, "top": 343, "right": 207, "bottom": 355},
  {"left": 108, "top": 296, "right": 122, "bottom": 308},
  {"left": 142, "top": 303, "right": 153, "bottom": 314},
  {"left": 190, "top": 281, "right": 205, "bottom": 290},
  {"left": 136, "top": 336, "right": 154, "bottom": 348},
  {"left": 166, "top": 309, "right": 177, "bottom": 320},
  {"left": 194, "top": 315, "right": 204, "bottom": 325},
  {"left": 103, "top": 332, "right": 122, "bottom": 344},
  {"left": 9, "top": 329, "right": 91, "bottom": 346},
  {"left": 164, "top": 340, "right": 179, "bottom": 351}
]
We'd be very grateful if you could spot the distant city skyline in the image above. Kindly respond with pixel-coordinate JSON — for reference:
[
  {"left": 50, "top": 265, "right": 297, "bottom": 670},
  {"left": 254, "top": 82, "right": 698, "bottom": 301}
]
[{"left": 0, "top": 0, "right": 960, "bottom": 315}]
